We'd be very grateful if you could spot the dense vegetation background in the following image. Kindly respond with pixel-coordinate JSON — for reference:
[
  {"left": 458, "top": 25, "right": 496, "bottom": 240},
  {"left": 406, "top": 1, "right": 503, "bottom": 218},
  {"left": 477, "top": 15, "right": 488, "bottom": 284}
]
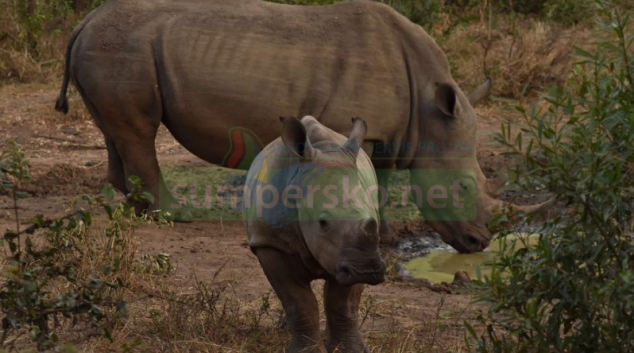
[{"left": 0, "top": 0, "right": 596, "bottom": 98}]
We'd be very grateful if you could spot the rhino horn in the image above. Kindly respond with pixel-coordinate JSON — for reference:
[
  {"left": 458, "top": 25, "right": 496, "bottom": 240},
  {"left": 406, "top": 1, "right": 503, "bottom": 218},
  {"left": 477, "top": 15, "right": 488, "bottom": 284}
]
[
  {"left": 343, "top": 117, "right": 368, "bottom": 158},
  {"left": 468, "top": 77, "right": 492, "bottom": 106},
  {"left": 488, "top": 196, "right": 556, "bottom": 218},
  {"left": 280, "top": 116, "right": 316, "bottom": 159}
]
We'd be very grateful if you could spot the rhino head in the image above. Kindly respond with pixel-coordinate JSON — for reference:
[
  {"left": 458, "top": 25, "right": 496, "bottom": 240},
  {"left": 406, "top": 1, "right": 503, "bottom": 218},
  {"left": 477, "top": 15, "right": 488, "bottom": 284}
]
[
  {"left": 278, "top": 116, "right": 386, "bottom": 286},
  {"left": 411, "top": 79, "right": 553, "bottom": 253}
]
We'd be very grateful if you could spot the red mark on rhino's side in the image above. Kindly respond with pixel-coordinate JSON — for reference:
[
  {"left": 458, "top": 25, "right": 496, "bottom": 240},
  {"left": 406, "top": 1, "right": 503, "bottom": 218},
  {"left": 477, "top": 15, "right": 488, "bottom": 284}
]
[{"left": 226, "top": 129, "right": 245, "bottom": 169}]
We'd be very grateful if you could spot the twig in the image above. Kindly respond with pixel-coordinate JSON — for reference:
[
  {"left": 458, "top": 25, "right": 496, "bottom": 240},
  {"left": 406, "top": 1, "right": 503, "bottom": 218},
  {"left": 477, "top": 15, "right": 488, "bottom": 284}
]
[
  {"left": 12, "top": 189, "right": 20, "bottom": 254},
  {"left": 38, "top": 59, "right": 61, "bottom": 66},
  {"left": 18, "top": 214, "right": 75, "bottom": 236}
]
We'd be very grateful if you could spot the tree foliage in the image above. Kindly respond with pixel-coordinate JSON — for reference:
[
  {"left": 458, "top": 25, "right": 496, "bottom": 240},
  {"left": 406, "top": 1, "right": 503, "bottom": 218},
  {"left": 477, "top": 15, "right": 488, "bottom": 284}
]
[{"left": 467, "top": 1, "right": 634, "bottom": 352}]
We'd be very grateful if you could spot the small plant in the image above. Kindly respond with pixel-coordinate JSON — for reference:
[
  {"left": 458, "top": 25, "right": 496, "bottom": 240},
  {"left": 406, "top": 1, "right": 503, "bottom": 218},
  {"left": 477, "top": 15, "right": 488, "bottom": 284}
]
[
  {"left": 133, "top": 253, "right": 174, "bottom": 275},
  {"left": 0, "top": 141, "right": 161, "bottom": 350},
  {"left": 467, "top": 1, "right": 634, "bottom": 352}
]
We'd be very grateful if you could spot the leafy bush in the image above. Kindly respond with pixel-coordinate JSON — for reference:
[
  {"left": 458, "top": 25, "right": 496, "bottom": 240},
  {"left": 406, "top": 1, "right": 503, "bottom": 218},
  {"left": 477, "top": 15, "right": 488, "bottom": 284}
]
[
  {"left": 0, "top": 141, "right": 169, "bottom": 350},
  {"left": 467, "top": 1, "right": 634, "bottom": 352},
  {"left": 499, "top": 0, "right": 547, "bottom": 15},
  {"left": 543, "top": 0, "right": 594, "bottom": 24},
  {"left": 490, "top": 0, "right": 593, "bottom": 24},
  {"left": 379, "top": 0, "right": 443, "bottom": 32},
  {"left": 265, "top": 0, "right": 443, "bottom": 31}
]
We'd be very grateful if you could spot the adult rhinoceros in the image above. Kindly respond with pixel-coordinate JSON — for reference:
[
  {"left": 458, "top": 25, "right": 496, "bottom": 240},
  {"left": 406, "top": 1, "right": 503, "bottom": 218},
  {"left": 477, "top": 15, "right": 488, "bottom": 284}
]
[{"left": 54, "top": 0, "right": 551, "bottom": 253}]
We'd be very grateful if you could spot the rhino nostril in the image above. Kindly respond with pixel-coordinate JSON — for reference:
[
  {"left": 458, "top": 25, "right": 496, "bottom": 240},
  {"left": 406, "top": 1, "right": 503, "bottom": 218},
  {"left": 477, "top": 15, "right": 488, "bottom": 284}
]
[
  {"left": 339, "top": 265, "right": 351, "bottom": 276},
  {"left": 467, "top": 235, "right": 482, "bottom": 248},
  {"left": 335, "top": 264, "right": 353, "bottom": 285}
]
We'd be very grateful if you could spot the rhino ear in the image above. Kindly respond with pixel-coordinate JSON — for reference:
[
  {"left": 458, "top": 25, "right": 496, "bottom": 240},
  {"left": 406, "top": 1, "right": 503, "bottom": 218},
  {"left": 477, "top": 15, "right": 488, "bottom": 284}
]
[
  {"left": 279, "top": 116, "right": 316, "bottom": 159},
  {"left": 434, "top": 83, "right": 460, "bottom": 118},
  {"left": 468, "top": 77, "right": 492, "bottom": 106},
  {"left": 343, "top": 117, "right": 367, "bottom": 158}
]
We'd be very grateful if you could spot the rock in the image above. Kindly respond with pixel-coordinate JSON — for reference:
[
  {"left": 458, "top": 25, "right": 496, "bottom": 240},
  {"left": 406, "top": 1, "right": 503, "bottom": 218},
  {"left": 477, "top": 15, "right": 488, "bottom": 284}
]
[{"left": 453, "top": 271, "right": 471, "bottom": 286}]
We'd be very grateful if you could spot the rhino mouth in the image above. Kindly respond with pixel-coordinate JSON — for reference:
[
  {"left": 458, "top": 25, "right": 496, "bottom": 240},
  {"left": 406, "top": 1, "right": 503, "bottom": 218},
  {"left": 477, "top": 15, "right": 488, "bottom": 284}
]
[
  {"left": 451, "top": 234, "right": 489, "bottom": 254},
  {"left": 335, "top": 259, "right": 386, "bottom": 286}
]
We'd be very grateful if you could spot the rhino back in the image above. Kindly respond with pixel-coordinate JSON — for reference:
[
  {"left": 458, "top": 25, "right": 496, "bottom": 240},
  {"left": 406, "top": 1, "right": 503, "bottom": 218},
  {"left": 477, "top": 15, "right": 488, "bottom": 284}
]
[
  {"left": 72, "top": 0, "right": 425, "bottom": 165},
  {"left": 155, "top": 1, "right": 414, "bottom": 163}
]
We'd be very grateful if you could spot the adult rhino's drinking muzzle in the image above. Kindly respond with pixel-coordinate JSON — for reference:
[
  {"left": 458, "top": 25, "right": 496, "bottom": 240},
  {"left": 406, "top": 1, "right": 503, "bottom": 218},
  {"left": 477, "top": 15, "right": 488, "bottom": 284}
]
[
  {"left": 408, "top": 163, "right": 555, "bottom": 254},
  {"left": 426, "top": 220, "right": 491, "bottom": 254},
  {"left": 426, "top": 192, "right": 556, "bottom": 254}
]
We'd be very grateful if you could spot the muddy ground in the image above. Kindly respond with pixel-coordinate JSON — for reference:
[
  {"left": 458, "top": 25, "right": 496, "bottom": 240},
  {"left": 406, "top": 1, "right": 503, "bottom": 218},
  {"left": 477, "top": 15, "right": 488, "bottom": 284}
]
[{"left": 0, "top": 83, "right": 519, "bottom": 351}]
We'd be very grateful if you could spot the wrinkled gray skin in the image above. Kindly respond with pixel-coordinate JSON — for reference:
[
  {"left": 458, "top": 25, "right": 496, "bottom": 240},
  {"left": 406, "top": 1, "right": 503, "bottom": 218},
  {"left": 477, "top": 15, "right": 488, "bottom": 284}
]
[
  {"left": 244, "top": 116, "right": 385, "bottom": 353},
  {"left": 55, "top": 0, "right": 551, "bottom": 253}
]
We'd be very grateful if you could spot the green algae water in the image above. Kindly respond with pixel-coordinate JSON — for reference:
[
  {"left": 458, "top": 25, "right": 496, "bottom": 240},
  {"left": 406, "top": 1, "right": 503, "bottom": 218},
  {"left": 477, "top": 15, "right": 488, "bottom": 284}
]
[{"left": 404, "top": 234, "right": 540, "bottom": 283}]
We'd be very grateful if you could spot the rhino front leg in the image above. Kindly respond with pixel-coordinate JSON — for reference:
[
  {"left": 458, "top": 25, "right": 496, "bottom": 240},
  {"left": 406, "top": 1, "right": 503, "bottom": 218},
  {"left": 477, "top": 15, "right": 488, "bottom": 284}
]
[
  {"left": 324, "top": 281, "right": 369, "bottom": 353},
  {"left": 255, "top": 248, "right": 326, "bottom": 353}
]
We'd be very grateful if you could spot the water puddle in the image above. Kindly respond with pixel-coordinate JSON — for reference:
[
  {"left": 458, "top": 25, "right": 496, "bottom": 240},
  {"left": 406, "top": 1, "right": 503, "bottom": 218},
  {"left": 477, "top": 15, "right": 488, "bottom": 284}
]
[{"left": 402, "top": 234, "right": 540, "bottom": 283}]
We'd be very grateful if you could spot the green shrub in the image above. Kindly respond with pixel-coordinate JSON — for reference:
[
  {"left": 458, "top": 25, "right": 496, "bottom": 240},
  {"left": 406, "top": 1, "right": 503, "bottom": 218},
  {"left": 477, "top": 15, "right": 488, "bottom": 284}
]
[
  {"left": 379, "top": 0, "right": 443, "bottom": 32},
  {"left": 467, "top": 1, "right": 634, "bottom": 352},
  {"left": 264, "top": 0, "right": 443, "bottom": 32},
  {"left": 502, "top": 0, "right": 547, "bottom": 15},
  {"left": 0, "top": 141, "right": 170, "bottom": 351},
  {"left": 264, "top": 0, "right": 342, "bottom": 5},
  {"left": 543, "top": 0, "right": 594, "bottom": 25},
  {"left": 490, "top": 0, "right": 593, "bottom": 24}
]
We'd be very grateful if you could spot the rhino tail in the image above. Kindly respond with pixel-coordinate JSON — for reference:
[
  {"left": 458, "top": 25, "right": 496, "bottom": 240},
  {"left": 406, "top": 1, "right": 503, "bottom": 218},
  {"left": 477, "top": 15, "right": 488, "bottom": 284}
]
[{"left": 55, "top": 10, "right": 98, "bottom": 114}]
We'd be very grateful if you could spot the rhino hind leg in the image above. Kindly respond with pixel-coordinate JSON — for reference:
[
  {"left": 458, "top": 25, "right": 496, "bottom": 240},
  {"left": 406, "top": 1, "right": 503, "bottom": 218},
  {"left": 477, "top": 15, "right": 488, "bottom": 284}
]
[
  {"left": 104, "top": 137, "right": 128, "bottom": 194},
  {"left": 85, "top": 100, "right": 164, "bottom": 217},
  {"left": 107, "top": 130, "right": 187, "bottom": 221},
  {"left": 105, "top": 125, "right": 190, "bottom": 221},
  {"left": 254, "top": 248, "right": 326, "bottom": 353},
  {"left": 113, "top": 132, "right": 162, "bottom": 216},
  {"left": 323, "top": 281, "right": 368, "bottom": 353},
  {"left": 80, "top": 95, "right": 131, "bottom": 196}
]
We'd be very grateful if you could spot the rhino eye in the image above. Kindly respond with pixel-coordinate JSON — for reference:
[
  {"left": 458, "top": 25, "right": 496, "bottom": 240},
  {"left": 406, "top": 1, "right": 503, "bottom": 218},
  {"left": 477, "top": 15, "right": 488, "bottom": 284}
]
[{"left": 319, "top": 219, "right": 330, "bottom": 231}]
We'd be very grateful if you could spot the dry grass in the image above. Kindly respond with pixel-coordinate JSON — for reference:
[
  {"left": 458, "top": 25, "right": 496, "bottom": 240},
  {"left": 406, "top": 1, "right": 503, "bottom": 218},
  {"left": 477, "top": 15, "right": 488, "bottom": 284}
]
[
  {"left": 73, "top": 255, "right": 477, "bottom": 353},
  {"left": 443, "top": 17, "right": 589, "bottom": 99},
  {"left": 0, "top": 0, "right": 83, "bottom": 84},
  {"left": 0, "top": 25, "right": 67, "bottom": 84},
  {"left": 4, "top": 237, "right": 476, "bottom": 352},
  {"left": 92, "top": 283, "right": 476, "bottom": 353},
  {"left": 0, "top": 198, "right": 479, "bottom": 353}
]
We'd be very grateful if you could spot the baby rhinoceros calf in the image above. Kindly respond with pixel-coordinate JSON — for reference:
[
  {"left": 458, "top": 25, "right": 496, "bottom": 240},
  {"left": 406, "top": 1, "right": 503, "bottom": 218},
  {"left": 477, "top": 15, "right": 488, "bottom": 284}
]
[{"left": 243, "top": 116, "right": 386, "bottom": 353}]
